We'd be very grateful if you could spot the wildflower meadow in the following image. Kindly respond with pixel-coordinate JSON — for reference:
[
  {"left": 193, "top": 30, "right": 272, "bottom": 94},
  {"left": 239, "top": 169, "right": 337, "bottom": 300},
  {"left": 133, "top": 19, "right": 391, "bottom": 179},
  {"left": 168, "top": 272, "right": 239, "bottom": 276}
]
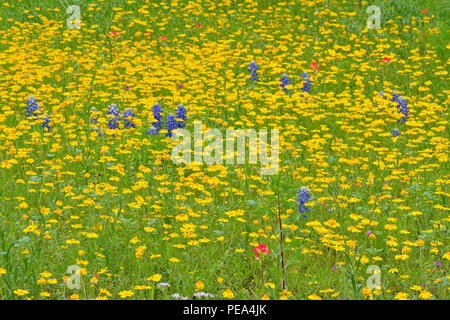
[{"left": 0, "top": 0, "right": 448, "bottom": 301}]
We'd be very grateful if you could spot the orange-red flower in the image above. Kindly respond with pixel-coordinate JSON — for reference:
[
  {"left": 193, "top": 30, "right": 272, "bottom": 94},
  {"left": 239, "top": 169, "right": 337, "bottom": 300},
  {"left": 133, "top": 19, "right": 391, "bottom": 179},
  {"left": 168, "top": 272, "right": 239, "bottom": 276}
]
[
  {"left": 253, "top": 244, "right": 272, "bottom": 260},
  {"left": 310, "top": 61, "right": 319, "bottom": 71}
]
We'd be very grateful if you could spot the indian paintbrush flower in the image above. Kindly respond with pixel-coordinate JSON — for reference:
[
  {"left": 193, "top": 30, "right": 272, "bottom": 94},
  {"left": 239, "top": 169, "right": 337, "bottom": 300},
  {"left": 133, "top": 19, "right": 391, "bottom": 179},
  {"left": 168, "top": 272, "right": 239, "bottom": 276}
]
[
  {"left": 253, "top": 244, "right": 272, "bottom": 285},
  {"left": 310, "top": 61, "right": 319, "bottom": 71},
  {"left": 253, "top": 244, "right": 272, "bottom": 260}
]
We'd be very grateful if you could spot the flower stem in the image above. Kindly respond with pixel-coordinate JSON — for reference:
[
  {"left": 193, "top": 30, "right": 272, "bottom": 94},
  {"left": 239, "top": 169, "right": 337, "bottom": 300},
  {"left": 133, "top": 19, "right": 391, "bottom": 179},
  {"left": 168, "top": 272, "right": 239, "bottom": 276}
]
[
  {"left": 277, "top": 194, "right": 286, "bottom": 290},
  {"left": 261, "top": 260, "right": 264, "bottom": 284}
]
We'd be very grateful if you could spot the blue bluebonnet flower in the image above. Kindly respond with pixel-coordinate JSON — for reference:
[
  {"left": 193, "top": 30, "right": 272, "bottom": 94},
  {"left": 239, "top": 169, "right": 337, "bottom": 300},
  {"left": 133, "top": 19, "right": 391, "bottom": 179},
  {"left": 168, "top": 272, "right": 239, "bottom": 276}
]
[
  {"left": 107, "top": 103, "right": 120, "bottom": 118},
  {"left": 26, "top": 96, "right": 41, "bottom": 119},
  {"left": 165, "top": 113, "right": 178, "bottom": 137},
  {"left": 147, "top": 102, "right": 163, "bottom": 134},
  {"left": 381, "top": 92, "right": 410, "bottom": 124},
  {"left": 107, "top": 104, "right": 121, "bottom": 129},
  {"left": 390, "top": 92, "right": 409, "bottom": 124},
  {"left": 175, "top": 104, "right": 186, "bottom": 128},
  {"left": 147, "top": 103, "right": 187, "bottom": 135},
  {"left": 395, "top": 96, "right": 409, "bottom": 124},
  {"left": 41, "top": 114, "right": 51, "bottom": 132},
  {"left": 300, "top": 72, "right": 311, "bottom": 93},
  {"left": 123, "top": 107, "right": 135, "bottom": 128},
  {"left": 296, "top": 187, "right": 311, "bottom": 218},
  {"left": 390, "top": 92, "right": 399, "bottom": 102},
  {"left": 89, "top": 107, "right": 99, "bottom": 125},
  {"left": 248, "top": 60, "right": 259, "bottom": 82},
  {"left": 89, "top": 107, "right": 103, "bottom": 136},
  {"left": 391, "top": 128, "right": 400, "bottom": 137},
  {"left": 107, "top": 117, "right": 119, "bottom": 129},
  {"left": 280, "top": 74, "right": 291, "bottom": 93},
  {"left": 107, "top": 117, "right": 120, "bottom": 129},
  {"left": 175, "top": 104, "right": 186, "bottom": 121},
  {"left": 146, "top": 126, "right": 158, "bottom": 135}
]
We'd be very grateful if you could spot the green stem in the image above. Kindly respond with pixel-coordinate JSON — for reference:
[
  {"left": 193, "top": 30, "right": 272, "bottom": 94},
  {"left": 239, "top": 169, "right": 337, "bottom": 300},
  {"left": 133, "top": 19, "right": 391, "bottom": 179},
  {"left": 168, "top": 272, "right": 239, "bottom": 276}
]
[{"left": 276, "top": 194, "right": 286, "bottom": 290}]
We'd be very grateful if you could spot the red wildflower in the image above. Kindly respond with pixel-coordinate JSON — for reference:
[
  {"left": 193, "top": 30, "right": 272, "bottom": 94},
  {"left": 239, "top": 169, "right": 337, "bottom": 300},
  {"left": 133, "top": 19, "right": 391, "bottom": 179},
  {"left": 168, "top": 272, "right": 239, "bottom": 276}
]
[
  {"left": 421, "top": 8, "right": 428, "bottom": 14},
  {"left": 195, "top": 24, "right": 203, "bottom": 28},
  {"left": 310, "top": 61, "right": 319, "bottom": 71},
  {"left": 381, "top": 57, "right": 391, "bottom": 64},
  {"left": 110, "top": 30, "right": 119, "bottom": 38},
  {"left": 253, "top": 244, "right": 272, "bottom": 260},
  {"left": 159, "top": 36, "right": 167, "bottom": 41}
]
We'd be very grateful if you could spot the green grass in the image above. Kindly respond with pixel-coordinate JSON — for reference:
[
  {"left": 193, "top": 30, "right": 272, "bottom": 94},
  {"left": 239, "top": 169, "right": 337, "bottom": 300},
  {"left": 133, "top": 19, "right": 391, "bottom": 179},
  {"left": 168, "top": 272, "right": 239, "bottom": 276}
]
[{"left": 0, "top": 0, "right": 448, "bottom": 300}]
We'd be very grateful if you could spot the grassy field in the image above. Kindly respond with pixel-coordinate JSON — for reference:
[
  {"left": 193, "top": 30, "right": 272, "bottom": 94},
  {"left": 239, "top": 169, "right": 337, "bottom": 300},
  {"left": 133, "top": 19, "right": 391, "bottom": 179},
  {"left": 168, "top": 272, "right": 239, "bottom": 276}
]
[{"left": 0, "top": 0, "right": 448, "bottom": 300}]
